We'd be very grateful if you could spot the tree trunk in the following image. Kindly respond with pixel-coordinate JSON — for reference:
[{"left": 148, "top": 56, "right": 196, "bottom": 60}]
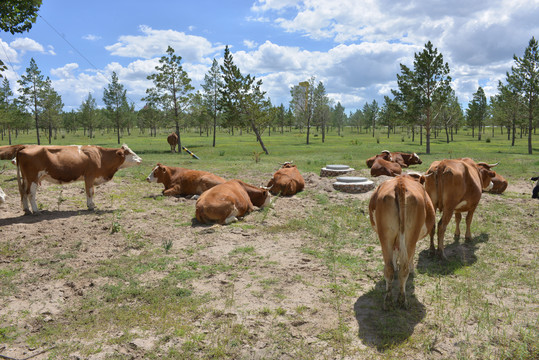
[{"left": 250, "top": 119, "right": 269, "bottom": 155}]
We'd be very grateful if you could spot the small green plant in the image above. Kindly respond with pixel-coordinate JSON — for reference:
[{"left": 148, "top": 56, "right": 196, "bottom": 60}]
[
  {"left": 252, "top": 151, "right": 264, "bottom": 163},
  {"left": 401, "top": 136, "right": 405, "bottom": 142},
  {"left": 376, "top": 137, "right": 380, "bottom": 144},
  {"left": 57, "top": 188, "right": 65, "bottom": 211},
  {"left": 219, "top": 150, "right": 225, "bottom": 156},
  {"left": 486, "top": 137, "right": 491, "bottom": 143},
  {"left": 163, "top": 239, "right": 173, "bottom": 254}
]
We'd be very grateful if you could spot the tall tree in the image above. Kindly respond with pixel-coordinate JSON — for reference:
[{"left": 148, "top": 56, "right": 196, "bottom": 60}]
[
  {"left": 290, "top": 76, "right": 315, "bottom": 144},
  {"left": 17, "top": 58, "right": 45, "bottom": 144},
  {"left": 219, "top": 45, "right": 270, "bottom": 154},
  {"left": 395, "top": 41, "right": 451, "bottom": 154},
  {"left": 0, "top": 78, "right": 16, "bottom": 143},
  {"left": 80, "top": 93, "right": 98, "bottom": 138},
  {"left": 332, "top": 102, "right": 346, "bottom": 136},
  {"left": 201, "top": 58, "right": 222, "bottom": 147},
  {"left": 0, "top": 0, "right": 42, "bottom": 77},
  {"left": 466, "top": 86, "right": 488, "bottom": 140},
  {"left": 40, "top": 77, "right": 63, "bottom": 144},
  {"left": 144, "top": 46, "right": 193, "bottom": 152},
  {"left": 363, "top": 100, "right": 379, "bottom": 137},
  {"left": 103, "top": 71, "right": 128, "bottom": 144},
  {"left": 507, "top": 36, "right": 539, "bottom": 154},
  {"left": 312, "top": 81, "right": 330, "bottom": 143}
]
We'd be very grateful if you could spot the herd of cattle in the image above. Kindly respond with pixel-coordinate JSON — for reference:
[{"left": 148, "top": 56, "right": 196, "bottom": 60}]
[{"left": 0, "top": 143, "right": 537, "bottom": 310}]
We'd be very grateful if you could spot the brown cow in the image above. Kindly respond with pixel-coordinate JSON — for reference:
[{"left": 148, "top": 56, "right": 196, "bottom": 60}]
[
  {"left": 0, "top": 144, "right": 27, "bottom": 161},
  {"left": 369, "top": 174, "right": 435, "bottom": 309},
  {"left": 370, "top": 157, "right": 402, "bottom": 177},
  {"left": 424, "top": 158, "right": 497, "bottom": 259},
  {"left": 195, "top": 179, "right": 270, "bottom": 224},
  {"left": 16, "top": 144, "right": 141, "bottom": 214},
  {"left": 390, "top": 152, "right": 422, "bottom": 168},
  {"left": 266, "top": 162, "right": 305, "bottom": 196},
  {"left": 485, "top": 172, "right": 508, "bottom": 194},
  {"left": 146, "top": 163, "right": 226, "bottom": 197},
  {"left": 167, "top": 133, "right": 178, "bottom": 153},
  {"left": 366, "top": 150, "right": 392, "bottom": 168}
]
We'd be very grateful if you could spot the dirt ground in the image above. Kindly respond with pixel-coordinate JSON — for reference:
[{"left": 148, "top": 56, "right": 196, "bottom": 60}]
[{"left": 0, "top": 166, "right": 536, "bottom": 359}]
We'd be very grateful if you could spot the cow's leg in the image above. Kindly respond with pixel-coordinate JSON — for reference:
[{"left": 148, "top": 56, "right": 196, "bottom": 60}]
[
  {"left": 429, "top": 222, "right": 436, "bottom": 255},
  {"left": 163, "top": 185, "right": 181, "bottom": 196},
  {"left": 28, "top": 182, "right": 39, "bottom": 214},
  {"left": 84, "top": 180, "right": 96, "bottom": 210},
  {"left": 436, "top": 210, "right": 453, "bottom": 260},
  {"left": 454, "top": 212, "right": 462, "bottom": 240},
  {"left": 464, "top": 208, "right": 477, "bottom": 242},
  {"left": 379, "top": 235, "right": 395, "bottom": 310},
  {"left": 397, "top": 257, "right": 411, "bottom": 309},
  {"left": 224, "top": 206, "right": 239, "bottom": 224},
  {"left": 20, "top": 180, "right": 32, "bottom": 214}
]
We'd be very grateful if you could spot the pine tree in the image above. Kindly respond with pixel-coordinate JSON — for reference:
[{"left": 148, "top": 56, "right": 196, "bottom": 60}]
[
  {"left": 201, "top": 58, "right": 222, "bottom": 147},
  {"left": 144, "top": 46, "right": 193, "bottom": 152},
  {"left": 103, "top": 71, "right": 128, "bottom": 144},
  {"left": 17, "top": 58, "right": 45, "bottom": 144}
]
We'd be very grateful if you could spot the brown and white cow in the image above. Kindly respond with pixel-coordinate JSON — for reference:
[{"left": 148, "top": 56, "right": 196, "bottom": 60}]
[
  {"left": 146, "top": 163, "right": 226, "bottom": 197},
  {"left": 424, "top": 158, "right": 497, "bottom": 259},
  {"left": 15, "top": 144, "right": 141, "bottom": 214},
  {"left": 167, "top": 133, "right": 178, "bottom": 153},
  {"left": 369, "top": 174, "right": 435, "bottom": 309},
  {"left": 366, "top": 150, "right": 392, "bottom": 168},
  {"left": 485, "top": 172, "right": 508, "bottom": 194},
  {"left": 0, "top": 186, "right": 5, "bottom": 204},
  {"left": 370, "top": 157, "right": 403, "bottom": 177},
  {"left": 390, "top": 152, "right": 422, "bottom": 168},
  {"left": 266, "top": 162, "right": 305, "bottom": 196},
  {"left": 195, "top": 179, "right": 270, "bottom": 225}
]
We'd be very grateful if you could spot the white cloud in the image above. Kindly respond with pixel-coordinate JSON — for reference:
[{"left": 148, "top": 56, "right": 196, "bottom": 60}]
[
  {"left": 243, "top": 40, "right": 258, "bottom": 49},
  {"left": 105, "top": 25, "right": 223, "bottom": 62},
  {"left": 9, "top": 37, "right": 45, "bottom": 54},
  {"left": 50, "top": 63, "right": 79, "bottom": 79},
  {"left": 0, "top": 38, "right": 20, "bottom": 63},
  {"left": 83, "top": 34, "right": 101, "bottom": 41}
]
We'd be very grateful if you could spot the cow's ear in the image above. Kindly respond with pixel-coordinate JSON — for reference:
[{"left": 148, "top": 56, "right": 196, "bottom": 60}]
[{"left": 116, "top": 149, "right": 125, "bottom": 158}]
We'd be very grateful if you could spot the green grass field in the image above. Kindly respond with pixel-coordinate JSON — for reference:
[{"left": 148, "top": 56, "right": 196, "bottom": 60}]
[{"left": 0, "top": 127, "right": 537, "bottom": 359}]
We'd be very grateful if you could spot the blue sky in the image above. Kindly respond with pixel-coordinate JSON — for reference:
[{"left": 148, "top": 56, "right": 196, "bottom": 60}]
[{"left": 1, "top": 0, "right": 538, "bottom": 114}]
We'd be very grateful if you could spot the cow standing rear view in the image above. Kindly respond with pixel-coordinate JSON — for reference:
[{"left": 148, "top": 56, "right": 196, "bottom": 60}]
[
  {"left": 424, "top": 158, "right": 497, "bottom": 259},
  {"left": 266, "top": 162, "right": 305, "bottom": 196},
  {"left": 167, "top": 133, "right": 178, "bottom": 153},
  {"left": 195, "top": 179, "right": 270, "bottom": 224},
  {"left": 369, "top": 174, "right": 435, "bottom": 309},
  {"left": 16, "top": 144, "right": 141, "bottom": 214}
]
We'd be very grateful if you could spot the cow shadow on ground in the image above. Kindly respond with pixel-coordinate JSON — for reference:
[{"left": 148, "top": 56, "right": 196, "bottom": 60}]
[
  {"left": 354, "top": 273, "right": 426, "bottom": 351},
  {"left": 0, "top": 209, "right": 113, "bottom": 226},
  {"left": 416, "top": 233, "right": 489, "bottom": 276}
]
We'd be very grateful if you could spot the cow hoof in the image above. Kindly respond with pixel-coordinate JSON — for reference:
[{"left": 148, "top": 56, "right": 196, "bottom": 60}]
[
  {"left": 437, "top": 250, "right": 448, "bottom": 261},
  {"left": 429, "top": 247, "right": 436, "bottom": 257},
  {"left": 397, "top": 294, "right": 409, "bottom": 309},
  {"left": 453, "top": 234, "right": 460, "bottom": 243},
  {"left": 464, "top": 236, "right": 472, "bottom": 243}
]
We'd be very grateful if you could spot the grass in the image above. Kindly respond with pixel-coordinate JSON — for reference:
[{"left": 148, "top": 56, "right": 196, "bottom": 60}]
[{"left": 0, "top": 126, "right": 537, "bottom": 359}]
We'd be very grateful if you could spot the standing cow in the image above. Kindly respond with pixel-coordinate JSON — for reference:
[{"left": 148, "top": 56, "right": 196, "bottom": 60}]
[
  {"left": 424, "top": 158, "right": 497, "bottom": 259},
  {"left": 0, "top": 186, "right": 5, "bottom": 204},
  {"left": 167, "top": 133, "right": 179, "bottom": 153},
  {"left": 195, "top": 179, "right": 270, "bottom": 224},
  {"left": 266, "top": 162, "right": 305, "bottom": 196},
  {"left": 369, "top": 174, "right": 435, "bottom": 309},
  {"left": 532, "top": 176, "right": 539, "bottom": 199},
  {"left": 16, "top": 144, "right": 141, "bottom": 214},
  {"left": 146, "top": 163, "right": 226, "bottom": 197}
]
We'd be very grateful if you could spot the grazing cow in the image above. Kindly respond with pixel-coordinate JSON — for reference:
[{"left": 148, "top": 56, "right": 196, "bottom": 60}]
[
  {"left": 369, "top": 174, "right": 435, "bottom": 309},
  {"left": 371, "top": 157, "right": 403, "bottom": 177},
  {"left": 0, "top": 186, "right": 5, "bottom": 204},
  {"left": 366, "top": 150, "right": 392, "bottom": 168},
  {"left": 195, "top": 179, "right": 270, "bottom": 225},
  {"left": 424, "top": 158, "right": 497, "bottom": 259},
  {"left": 146, "top": 163, "right": 226, "bottom": 197},
  {"left": 486, "top": 172, "right": 508, "bottom": 194},
  {"left": 390, "top": 152, "right": 422, "bottom": 168},
  {"left": 167, "top": 133, "right": 179, "bottom": 153},
  {"left": 16, "top": 144, "right": 141, "bottom": 214},
  {"left": 266, "top": 162, "right": 305, "bottom": 196},
  {"left": 532, "top": 176, "right": 539, "bottom": 199}
]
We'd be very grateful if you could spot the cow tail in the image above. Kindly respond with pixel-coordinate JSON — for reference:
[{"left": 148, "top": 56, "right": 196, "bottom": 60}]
[
  {"left": 15, "top": 151, "right": 23, "bottom": 198},
  {"left": 395, "top": 179, "right": 407, "bottom": 269}
]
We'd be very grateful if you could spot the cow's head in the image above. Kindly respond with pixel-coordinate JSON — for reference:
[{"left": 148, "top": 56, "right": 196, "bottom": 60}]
[
  {"left": 407, "top": 171, "right": 427, "bottom": 184},
  {"left": 381, "top": 150, "right": 393, "bottom": 162},
  {"left": 410, "top": 152, "right": 422, "bottom": 165},
  {"left": 281, "top": 161, "right": 296, "bottom": 168},
  {"left": 146, "top": 163, "right": 167, "bottom": 183},
  {"left": 0, "top": 186, "right": 5, "bottom": 204},
  {"left": 118, "top": 144, "right": 142, "bottom": 168},
  {"left": 476, "top": 162, "right": 498, "bottom": 191}
]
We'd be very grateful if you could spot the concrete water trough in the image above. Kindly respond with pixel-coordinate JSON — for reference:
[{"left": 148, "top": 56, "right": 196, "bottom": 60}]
[
  {"left": 332, "top": 176, "right": 375, "bottom": 193},
  {"left": 320, "top": 164, "right": 355, "bottom": 177}
]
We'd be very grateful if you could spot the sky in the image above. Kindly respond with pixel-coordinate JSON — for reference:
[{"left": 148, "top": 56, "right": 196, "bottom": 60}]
[{"left": 1, "top": 0, "right": 538, "bottom": 114}]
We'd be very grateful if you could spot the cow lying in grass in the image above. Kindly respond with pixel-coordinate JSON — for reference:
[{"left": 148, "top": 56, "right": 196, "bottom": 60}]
[
  {"left": 195, "top": 180, "right": 270, "bottom": 224},
  {"left": 146, "top": 163, "right": 226, "bottom": 197},
  {"left": 266, "top": 162, "right": 304, "bottom": 196}
]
